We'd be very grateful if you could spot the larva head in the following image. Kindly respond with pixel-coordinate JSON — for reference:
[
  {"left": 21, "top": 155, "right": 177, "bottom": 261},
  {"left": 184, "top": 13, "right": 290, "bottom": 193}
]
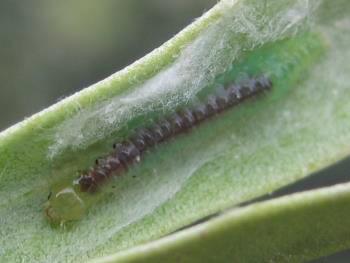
[{"left": 45, "top": 186, "right": 86, "bottom": 224}]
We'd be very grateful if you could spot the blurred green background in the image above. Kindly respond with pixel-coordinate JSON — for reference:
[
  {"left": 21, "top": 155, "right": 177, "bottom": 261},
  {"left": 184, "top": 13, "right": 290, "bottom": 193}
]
[{"left": 0, "top": 0, "right": 215, "bottom": 131}]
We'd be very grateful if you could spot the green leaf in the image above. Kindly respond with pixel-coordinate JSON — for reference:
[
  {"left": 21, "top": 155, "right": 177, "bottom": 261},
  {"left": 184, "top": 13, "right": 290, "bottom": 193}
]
[
  {"left": 0, "top": 0, "right": 349, "bottom": 262},
  {"left": 97, "top": 182, "right": 350, "bottom": 263}
]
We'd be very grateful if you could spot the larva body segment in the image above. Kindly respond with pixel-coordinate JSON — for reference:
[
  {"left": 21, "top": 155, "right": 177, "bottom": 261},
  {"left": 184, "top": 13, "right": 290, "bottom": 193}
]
[{"left": 77, "top": 76, "right": 272, "bottom": 193}]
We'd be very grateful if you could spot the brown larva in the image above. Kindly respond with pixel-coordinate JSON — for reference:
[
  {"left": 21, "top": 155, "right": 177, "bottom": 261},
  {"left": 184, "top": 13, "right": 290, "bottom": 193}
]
[{"left": 78, "top": 76, "right": 272, "bottom": 192}]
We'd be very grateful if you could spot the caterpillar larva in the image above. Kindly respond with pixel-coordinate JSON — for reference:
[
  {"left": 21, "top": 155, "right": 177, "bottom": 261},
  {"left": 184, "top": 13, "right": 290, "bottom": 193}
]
[
  {"left": 45, "top": 32, "right": 325, "bottom": 224},
  {"left": 78, "top": 76, "right": 272, "bottom": 193}
]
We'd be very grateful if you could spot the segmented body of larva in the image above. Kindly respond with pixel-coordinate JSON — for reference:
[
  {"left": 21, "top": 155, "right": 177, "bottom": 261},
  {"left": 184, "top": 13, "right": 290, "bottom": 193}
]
[{"left": 78, "top": 76, "right": 272, "bottom": 193}]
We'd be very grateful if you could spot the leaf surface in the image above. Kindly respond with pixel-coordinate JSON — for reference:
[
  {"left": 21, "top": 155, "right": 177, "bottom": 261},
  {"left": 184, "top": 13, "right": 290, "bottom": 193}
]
[
  {"left": 0, "top": 0, "right": 349, "bottom": 262},
  {"left": 98, "top": 182, "right": 350, "bottom": 263}
]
